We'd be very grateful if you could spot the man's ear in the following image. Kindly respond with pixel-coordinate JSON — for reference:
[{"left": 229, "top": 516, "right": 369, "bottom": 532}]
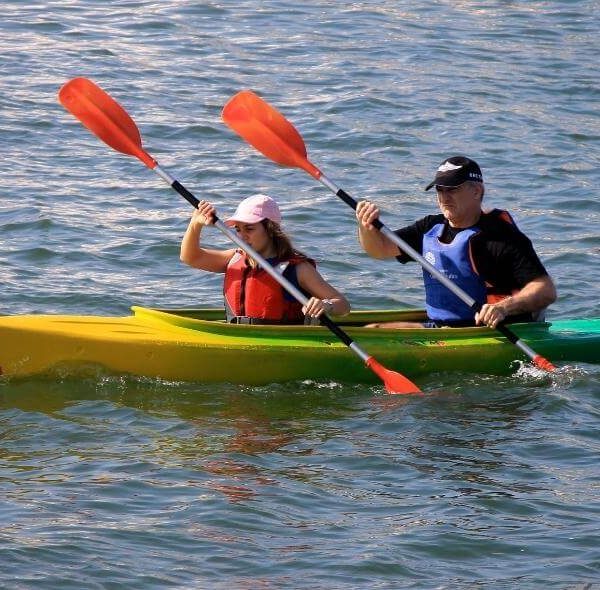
[{"left": 477, "top": 183, "right": 485, "bottom": 201}]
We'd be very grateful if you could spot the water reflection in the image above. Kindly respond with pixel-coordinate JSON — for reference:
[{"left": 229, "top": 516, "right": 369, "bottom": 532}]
[{"left": 0, "top": 375, "right": 365, "bottom": 504}]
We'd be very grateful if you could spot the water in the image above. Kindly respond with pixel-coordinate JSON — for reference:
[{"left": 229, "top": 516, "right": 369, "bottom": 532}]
[{"left": 1, "top": 1, "right": 599, "bottom": 587}]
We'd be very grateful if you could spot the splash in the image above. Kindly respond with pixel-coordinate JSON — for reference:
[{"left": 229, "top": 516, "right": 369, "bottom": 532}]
[{"left": 512, "top": 360, "right": 594, "bottom": 389}]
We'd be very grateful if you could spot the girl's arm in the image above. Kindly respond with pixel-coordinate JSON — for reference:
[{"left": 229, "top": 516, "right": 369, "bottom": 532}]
[
  {"left": 180, "top": 201, "right": 235, "bottom": 273},
  {"left": 296, "top": 262, "right": 351, "bottom": 317}
]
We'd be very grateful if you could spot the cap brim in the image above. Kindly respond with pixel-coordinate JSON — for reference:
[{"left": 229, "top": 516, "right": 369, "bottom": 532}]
[
  {"left": 225, "top": 214, "right": 267, "bottom": 226},
  {"left": 425, "top": 179, "right": 467, "bottom": 191}
]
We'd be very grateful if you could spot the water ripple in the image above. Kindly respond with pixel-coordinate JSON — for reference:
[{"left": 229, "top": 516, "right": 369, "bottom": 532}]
[{"left": 1, "top": 1, "right": 599, "bottom": 587}]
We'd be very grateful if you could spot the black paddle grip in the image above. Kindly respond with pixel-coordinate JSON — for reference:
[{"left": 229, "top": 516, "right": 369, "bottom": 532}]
[
  {"left": 336, "top": 188, "right": 358, "bottom": 210},
  {"left": 319, "top": 314, "right": 353, "bottom": 347},
  {"left": 172, "top": 180, "right": 200, "bottom": 208},
  {"left": 337, "top": 188, "right": 384, "bottom": 230},
  {"left": 495, "top": 322, "right": 519, "bottom": 344}
]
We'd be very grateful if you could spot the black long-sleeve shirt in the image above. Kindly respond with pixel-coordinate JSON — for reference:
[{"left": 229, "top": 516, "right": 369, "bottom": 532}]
[{"left": 394, "top": 210, "right": 549, "bottom": 294}]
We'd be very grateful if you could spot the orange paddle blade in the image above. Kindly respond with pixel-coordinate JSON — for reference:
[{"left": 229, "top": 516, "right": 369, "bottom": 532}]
[
  {"left": 222, "top": 90, "right": 321, "bottom": 178},
  {"left": 58, "top": 78, "right": 156, "bottom": 169},
  {"left": 365, "top": 357, "right": 422, "bottom": 395}
]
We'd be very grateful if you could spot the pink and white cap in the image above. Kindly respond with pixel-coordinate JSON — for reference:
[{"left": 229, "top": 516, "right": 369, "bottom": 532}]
[{"left": 225, "top": 194, "right": 282, "bottom": 226}]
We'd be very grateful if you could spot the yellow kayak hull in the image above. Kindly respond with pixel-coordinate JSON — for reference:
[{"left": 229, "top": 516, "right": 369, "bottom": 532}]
[{"left": 1, "top": 307, "right": 598, "bottom": 384}]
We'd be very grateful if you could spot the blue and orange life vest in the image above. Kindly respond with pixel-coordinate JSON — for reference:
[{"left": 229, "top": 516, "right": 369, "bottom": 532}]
[
  {"left": 422, "top": 210, "right": 517, "bottom": 322},
  {"left": 223, "top": 250, "right": 313, "bottom": 324}
]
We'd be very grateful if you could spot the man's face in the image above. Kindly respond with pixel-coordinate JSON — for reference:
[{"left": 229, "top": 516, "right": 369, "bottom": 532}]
[{"left": 436, "top": 182, "right": 482, "bottom": 225}]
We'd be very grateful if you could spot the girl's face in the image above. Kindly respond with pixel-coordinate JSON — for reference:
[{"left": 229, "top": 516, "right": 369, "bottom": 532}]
[{"left": 232, "top": 221, "right": 273, "bottom": 256}]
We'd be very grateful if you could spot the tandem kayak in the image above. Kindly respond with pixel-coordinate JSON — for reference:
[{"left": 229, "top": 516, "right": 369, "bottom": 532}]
[{"left": 0, "top": 306, "right": 598, "bottom": 384}]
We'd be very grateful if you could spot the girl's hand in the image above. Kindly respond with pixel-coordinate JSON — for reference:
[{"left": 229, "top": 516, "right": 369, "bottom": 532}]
[
  {"left": 193, "top": 200, "right": 217, "bottom": 226},
  {"left": 302, "top": 297, "right": 334, "bottom": 318}
]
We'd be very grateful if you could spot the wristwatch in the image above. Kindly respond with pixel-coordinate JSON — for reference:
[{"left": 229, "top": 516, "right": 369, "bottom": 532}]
[{"left": 322, "top": 299, "right": 335, "bottom": 315}]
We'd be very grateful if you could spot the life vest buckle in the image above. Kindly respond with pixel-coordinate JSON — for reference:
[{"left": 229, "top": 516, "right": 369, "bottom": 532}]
[{"left": 230, "top": 316, "right": 253, "bottom": 324}]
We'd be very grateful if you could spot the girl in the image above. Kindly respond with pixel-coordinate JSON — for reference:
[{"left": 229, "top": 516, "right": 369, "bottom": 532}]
[{"left": 180, "top": 194, "right": 350, "bottom": 324}]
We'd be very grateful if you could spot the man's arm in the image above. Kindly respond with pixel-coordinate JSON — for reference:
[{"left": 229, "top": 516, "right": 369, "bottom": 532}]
[
  {"left": 476, "top": 275, "right": 557, "bottom": 328},
  {"left": 356, "top": 201, "right": 401, "bottom": 259}
]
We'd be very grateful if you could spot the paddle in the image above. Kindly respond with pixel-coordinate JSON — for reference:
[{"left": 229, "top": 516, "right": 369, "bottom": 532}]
[
  {"left": 58, "top": 77, "right": 421, "bottom": 394},
  {"left": 222, "top": 90, "right": 557, "bottom": 373}
]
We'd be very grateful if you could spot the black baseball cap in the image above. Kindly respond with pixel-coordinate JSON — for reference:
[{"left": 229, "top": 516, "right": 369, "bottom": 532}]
[{"left": 425, "top": 156, "right": 484, "bottom": 191}]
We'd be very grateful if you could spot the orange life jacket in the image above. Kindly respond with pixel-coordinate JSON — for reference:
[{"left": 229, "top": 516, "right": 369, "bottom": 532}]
[{"left": 223, "top": 250, "right": 314, "bottom": 324}]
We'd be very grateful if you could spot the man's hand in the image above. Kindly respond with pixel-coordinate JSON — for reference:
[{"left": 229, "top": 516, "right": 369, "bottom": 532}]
[
  {"left": 356, "top": 200, "right": 380, "bottom": 230},
  {"left": 475, "top": 302, "right": 508, "bottom": 328}
]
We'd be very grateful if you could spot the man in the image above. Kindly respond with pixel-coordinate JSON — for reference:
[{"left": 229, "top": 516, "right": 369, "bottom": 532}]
[{"left": 356, "top": 156, "right": 556, "bottom": 329}]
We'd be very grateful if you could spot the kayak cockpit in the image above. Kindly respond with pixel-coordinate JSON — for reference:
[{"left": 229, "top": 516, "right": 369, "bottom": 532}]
[{"left": 132, "top": 306, "right": 430, "bottom": 330}]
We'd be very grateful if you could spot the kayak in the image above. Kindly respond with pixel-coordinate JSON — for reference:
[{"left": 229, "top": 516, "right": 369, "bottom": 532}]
[{"left": 0, "top": 306, "right": 598, "bottom": 384}]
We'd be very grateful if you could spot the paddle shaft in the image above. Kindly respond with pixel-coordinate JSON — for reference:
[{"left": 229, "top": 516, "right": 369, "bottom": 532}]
[
  {"left": 317, "top": 173, "right": 555, "bottom": 369},
  {"left": 153, "top": 165, "right": 370, "bottom": 361}
]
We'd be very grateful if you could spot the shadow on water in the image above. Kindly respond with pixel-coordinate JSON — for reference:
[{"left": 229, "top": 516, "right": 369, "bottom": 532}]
[
  {"left": 0, "top": 371, "right": 372, "bottom": 421},
  {"left": 1, "top": 360, "right": 594, "bottom": 425},
  {"left": 1, "top": 363, "right": 595, "bottom": 503},
  {"left": 0, "top": 372, "right": 378, "bottom": 500}
]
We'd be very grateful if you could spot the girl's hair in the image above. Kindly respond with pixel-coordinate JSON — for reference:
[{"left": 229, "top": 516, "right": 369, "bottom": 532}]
[
  {"left": 264, "top": 219, "right": 309, "bottom": 260},
  {"left": 247, "top": 219, "right": 307, "bottom": 267}
]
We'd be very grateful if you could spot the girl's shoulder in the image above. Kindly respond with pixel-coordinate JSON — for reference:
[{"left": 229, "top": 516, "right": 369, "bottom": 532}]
[{"left": 289, "top": 253, "right": 316, "bottom": 267}]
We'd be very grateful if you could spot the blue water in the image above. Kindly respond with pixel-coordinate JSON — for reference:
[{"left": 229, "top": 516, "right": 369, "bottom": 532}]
[{"left": 1, "top": 1, "right": 599, "bottom": 587}]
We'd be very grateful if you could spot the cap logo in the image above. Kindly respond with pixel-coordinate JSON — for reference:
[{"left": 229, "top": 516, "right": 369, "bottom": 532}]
[{"left": 438, "top": 162, "right": 463, "bottom": 172}]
